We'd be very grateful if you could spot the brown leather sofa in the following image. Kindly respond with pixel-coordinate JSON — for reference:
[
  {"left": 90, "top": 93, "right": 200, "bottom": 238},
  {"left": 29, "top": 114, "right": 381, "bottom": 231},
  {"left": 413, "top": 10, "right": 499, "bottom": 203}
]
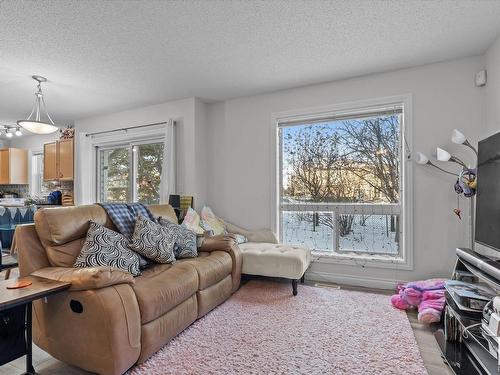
[{"left": 15, "top": 204, "right": 242, "bottom": 375}]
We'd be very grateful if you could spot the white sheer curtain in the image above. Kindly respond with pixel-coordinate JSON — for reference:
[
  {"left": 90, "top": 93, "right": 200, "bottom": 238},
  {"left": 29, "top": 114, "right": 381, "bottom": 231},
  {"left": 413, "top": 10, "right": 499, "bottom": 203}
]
[
  {"left": 75, "top": 131, "right": 94, "bottom": 204},
  {"left": 159, "top": 119, "right": 176, "bottom": 203}
]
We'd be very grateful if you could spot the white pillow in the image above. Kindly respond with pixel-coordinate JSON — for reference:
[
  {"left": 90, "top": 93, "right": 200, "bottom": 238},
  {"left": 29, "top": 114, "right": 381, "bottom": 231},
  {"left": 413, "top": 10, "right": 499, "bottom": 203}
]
[{"left": 182, "top": 207, "right": 204, "bottom": 234}]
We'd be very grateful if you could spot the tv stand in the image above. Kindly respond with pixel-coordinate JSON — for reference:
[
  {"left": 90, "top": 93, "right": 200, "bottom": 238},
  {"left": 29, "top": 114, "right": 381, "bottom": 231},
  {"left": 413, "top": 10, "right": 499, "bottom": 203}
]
[{"left": 434, "top": 248, "right": 500, "bottom": 375}]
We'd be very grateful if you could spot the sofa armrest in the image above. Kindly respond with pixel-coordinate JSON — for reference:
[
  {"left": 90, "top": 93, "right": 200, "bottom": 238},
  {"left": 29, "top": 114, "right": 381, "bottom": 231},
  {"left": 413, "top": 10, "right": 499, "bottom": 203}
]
[
  {"left": 198, "top": 235, "right": 236, "bottom": 252},
  {"left": 224, "top": 221, "right": 278, "bottom": 244},
  {"left": 32, "top": 284, "right": 141, "bottom": 375},
  {"left": 198, "top": 235, "right": 242, "bottom": 292},
  {"left": 31, "top": 266, "right": 135, "bottom": 291}
]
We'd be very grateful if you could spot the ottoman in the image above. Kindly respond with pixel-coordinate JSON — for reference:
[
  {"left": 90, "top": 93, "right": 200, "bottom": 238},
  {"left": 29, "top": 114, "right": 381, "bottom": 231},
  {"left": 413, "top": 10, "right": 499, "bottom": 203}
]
[{"left": 238, "top": 242, "right": 311, "bottom": 296}]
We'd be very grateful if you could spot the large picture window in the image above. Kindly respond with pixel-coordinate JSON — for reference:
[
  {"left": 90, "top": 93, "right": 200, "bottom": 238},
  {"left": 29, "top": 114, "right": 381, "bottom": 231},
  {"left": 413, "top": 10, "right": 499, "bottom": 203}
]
[
  {"left": 98, "top": 141, "right": 164, "bottom": 204},
  {"left": 278, "top": 102, "right": 408, "bottom": 260}
]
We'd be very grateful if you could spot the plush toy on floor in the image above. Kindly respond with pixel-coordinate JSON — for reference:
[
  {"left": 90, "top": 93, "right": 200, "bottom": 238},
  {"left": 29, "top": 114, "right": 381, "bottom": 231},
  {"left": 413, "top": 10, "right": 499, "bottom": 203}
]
[{"left": 390, "top": 279, "right": 447, "bottom": 324}]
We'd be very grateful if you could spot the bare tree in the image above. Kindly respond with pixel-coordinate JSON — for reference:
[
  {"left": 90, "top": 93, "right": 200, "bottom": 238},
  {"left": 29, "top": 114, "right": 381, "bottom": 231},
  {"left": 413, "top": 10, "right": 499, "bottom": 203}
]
[
  {"left": 339, "top": 116, "right": 400, "bottom": 240},
  {"left": 283, "top": 125, "right": 363, "bottom": 235},
  {"left": 339, "top": 116, "right": 400, "bottom": 203},
  {"left": 283, "top": 125, "right": 341, "bottom": 202}
]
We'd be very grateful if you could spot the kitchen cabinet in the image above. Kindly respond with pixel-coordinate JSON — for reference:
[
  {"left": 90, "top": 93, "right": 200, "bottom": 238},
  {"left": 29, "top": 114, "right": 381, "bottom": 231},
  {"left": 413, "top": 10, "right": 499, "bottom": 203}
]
[
  {"left": 43, "top": 142, "right": 58, "bottom": 180},
  {"left": 0, "top": 148, "right": 28, "bottom": 185},
  {"left": 44, "top": 139, "right": 74, "bottom": 181}
]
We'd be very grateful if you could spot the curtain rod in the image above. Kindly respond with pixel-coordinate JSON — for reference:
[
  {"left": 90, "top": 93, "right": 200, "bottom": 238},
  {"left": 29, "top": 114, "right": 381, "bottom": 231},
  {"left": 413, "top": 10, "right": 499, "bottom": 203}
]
[{"left": 85, "top": 120, "right": 175, "bottom": 137}]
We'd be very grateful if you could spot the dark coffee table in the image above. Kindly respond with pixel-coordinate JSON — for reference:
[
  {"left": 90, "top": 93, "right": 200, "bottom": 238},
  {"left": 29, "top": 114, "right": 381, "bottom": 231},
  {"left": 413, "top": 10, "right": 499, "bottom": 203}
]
[{"left": 0, "top": 276, "right": 70, "bottom": 374}]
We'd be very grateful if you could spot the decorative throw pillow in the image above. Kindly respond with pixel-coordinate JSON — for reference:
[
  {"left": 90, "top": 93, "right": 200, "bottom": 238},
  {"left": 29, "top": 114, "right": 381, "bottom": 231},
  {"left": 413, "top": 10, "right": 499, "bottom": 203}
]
[
  {"left": 74, "top": 221, "right": 141, "bottom": 276},
  {"left": 234, "top": 233, "right": 248, "bottom": 244},
  {"left": 128, "top": 215, "right": 176, "bottom": 264},
  {"left": 182, "top": 207, "right": 204, "bottom": 234},
  {"left": 200, "top": 206, "right": 227, "bottom": 236},
  {"left": 159, "top": 217, "right": 198, "bottom": 258}
]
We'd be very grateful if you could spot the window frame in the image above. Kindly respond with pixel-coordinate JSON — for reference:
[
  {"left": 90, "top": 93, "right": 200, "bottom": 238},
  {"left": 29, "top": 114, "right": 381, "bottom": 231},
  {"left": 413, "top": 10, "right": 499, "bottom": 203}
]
[
  {"left": 270, "top": 94, "right": 413, "bottom": 270},
  {"left": 30, "top": 149, "right": 51, "bottom": 197},
  {"left": 95, "top": 137, "right": 164, "bottom": 204}
]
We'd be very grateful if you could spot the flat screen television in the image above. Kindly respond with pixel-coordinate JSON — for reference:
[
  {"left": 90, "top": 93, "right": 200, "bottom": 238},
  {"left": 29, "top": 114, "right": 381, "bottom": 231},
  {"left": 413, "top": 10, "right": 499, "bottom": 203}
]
[{"left": 475, "top": 131, "right": 500, "bottom": 259}]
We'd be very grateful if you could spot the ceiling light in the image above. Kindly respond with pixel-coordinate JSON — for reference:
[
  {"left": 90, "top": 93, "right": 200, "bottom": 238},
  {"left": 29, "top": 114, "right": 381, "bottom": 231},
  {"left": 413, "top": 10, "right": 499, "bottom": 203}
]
[
  {"left": 17, "top": 75, "right": 59, "bottom": 134},
  {"left": 15, "top": 127, "right": 22, "bottom": 136},
  {"left": 5, "top": 130, "right": 13, "bottom": 138}
]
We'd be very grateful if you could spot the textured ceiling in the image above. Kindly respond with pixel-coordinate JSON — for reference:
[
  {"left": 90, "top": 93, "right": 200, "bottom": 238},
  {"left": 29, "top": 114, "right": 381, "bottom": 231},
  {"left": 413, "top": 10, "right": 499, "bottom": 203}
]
[{"left": 1, "top": 0, "right": 500, "bottom": 124}]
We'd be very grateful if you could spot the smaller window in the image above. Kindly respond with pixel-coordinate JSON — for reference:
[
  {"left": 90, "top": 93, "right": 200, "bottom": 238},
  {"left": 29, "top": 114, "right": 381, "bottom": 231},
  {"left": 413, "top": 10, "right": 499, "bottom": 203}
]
[
  {"left": 97, "top": 141, "right": 165, "bottom": 204},
  {"left": 31, "top": 153, "right": 52, "bottom": 197}
]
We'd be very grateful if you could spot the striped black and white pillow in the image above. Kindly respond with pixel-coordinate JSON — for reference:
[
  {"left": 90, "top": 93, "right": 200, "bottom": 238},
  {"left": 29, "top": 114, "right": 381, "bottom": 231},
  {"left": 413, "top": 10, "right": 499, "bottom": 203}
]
[
  {"left": 159, "top": 217, "right": 197, "bottom": 259},
  {"left": 129, "top": 215, "right": 176, "bottom": 264},
  {"left": 74, "top": 221, "right": 141, "bottom": 276}
]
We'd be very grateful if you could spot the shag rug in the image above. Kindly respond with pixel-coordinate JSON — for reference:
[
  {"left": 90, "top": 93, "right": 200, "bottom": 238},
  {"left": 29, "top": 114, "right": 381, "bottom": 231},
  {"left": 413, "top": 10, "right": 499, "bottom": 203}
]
[{"left": 130, "top": 281, "right": 427, "bottom": 375}]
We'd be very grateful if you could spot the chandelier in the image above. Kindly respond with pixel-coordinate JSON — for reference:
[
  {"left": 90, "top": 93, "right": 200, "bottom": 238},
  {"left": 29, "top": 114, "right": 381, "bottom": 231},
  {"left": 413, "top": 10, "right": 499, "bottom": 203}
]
[{"left": 17, "top": 75, "right": 59, "bottom": 134}]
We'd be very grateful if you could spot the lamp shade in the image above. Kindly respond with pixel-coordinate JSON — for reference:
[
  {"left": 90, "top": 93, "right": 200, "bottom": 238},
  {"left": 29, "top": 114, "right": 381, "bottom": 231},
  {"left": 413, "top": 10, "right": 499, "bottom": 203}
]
[
  {"left": 451, "top": 129, "right": 467, "bottom": 145},
  {"left": 17, "top": 120, "right": 59, "bottom": 135},
  {"left": 436, "top": 147, "right": 452, "bottom": 162},
  {"left": 414, "top": 152, "right": 429, "bottom": 165}
]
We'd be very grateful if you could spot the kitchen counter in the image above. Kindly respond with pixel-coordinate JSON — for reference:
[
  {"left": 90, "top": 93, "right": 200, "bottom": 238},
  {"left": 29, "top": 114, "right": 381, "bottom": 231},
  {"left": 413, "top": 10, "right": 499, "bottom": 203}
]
[{"left": 0, "top": 198, "right": 26, "bottom": 207}]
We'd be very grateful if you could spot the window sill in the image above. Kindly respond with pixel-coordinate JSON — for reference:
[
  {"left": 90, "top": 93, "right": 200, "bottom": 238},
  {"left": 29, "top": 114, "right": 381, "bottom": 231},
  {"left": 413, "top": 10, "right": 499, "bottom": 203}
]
[{"left": 311, "top": 249, "right": 413, "bottom": 270}]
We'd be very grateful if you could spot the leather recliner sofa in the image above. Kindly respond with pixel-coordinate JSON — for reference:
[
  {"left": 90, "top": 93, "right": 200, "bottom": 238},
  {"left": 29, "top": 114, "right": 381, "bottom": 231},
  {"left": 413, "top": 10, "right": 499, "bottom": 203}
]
[{"left": 15, "top": 204, "right": 242, "bottom": 375}]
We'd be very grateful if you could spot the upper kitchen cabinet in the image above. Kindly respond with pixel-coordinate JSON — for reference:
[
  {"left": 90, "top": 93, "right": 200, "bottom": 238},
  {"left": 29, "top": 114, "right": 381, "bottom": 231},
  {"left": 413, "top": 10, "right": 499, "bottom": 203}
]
[
  {"left": 44, "top": 142, "right": 58, "bottom": 180},
  {"left": 0, "top": 148, "right": 28, "bottom": 184},
  {"left": 44, "top": 138, "right": 74, "bottom": 181},
  {"left": 58, "top": 139, "right": 74, "bottom": 180}
]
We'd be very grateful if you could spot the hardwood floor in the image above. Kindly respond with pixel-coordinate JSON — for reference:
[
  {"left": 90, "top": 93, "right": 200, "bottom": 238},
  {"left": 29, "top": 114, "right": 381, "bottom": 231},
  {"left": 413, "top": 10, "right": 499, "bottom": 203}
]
[
  {"left": 407, "top": 310, "right": 453, "bottom": 375},
  {"left": 0, "top": 274, "right": 452, "bottom": 374}
]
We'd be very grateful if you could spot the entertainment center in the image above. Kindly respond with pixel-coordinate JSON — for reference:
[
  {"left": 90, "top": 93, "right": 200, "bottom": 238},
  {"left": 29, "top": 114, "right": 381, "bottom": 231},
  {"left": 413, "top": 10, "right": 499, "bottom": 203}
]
[{"left": 435, "top": 132, "right": 500, "bottom": 375}]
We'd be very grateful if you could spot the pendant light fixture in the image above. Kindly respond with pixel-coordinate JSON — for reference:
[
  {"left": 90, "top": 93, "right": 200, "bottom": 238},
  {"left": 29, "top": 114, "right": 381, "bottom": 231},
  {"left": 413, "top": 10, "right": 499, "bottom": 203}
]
[{"left": 17, "top": 75, "right": 59, "bottom": 134}]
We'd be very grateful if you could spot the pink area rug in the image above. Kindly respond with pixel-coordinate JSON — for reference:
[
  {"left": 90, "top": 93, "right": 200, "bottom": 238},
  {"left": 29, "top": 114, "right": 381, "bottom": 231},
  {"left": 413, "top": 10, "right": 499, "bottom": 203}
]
[{"left": 130, "top": 281, "right": 427, "bottom": 375}]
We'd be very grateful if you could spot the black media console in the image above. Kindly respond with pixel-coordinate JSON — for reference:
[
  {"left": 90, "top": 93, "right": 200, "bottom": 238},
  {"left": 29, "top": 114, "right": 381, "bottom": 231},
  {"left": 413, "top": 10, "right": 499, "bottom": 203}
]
[{"left": 434, "top": 248, "right": 500, "bottom": 375}]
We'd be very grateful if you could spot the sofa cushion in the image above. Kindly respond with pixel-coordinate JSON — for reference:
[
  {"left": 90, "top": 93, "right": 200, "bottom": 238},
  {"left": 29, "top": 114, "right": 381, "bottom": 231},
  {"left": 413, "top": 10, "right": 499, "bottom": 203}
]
[
  {"left": 46, "top": 237, "right": 86, "bottom": 267},
  {"left": 129, "top": 215, "right": 176, "bottom": 264},
  {"left": 35, "top": 205, "right": 115, "bottom": 246},
  {"left": 74, "top": 222, "right": 141, "bottom": 276},
  {"left": 179, "top": 251, "right": 232, "bottom": 290},
  {"left": 132, "top": 262, "right": 198, "bottom": 324}
]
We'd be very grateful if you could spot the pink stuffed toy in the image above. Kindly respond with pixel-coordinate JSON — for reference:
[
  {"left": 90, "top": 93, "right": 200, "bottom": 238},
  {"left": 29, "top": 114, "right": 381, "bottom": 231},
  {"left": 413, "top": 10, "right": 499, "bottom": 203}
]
[{"left": 390, "top": 279, "right": 446, "bottom": 323}]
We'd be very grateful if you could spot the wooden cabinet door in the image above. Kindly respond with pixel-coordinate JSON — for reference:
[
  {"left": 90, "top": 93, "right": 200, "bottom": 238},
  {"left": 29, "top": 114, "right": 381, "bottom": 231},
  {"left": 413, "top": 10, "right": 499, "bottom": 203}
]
[
  {"left": 0, "top": 150, "right": 9, "bottom": 184},
  {"left": 58, "top": 139, "right": 74, "bottom": 180},
  {"left": 44, "top": 142, "right": 58, "bottom": 181},
  {"left": 8, "top": 149, "right": 28, "bottom": 184}
]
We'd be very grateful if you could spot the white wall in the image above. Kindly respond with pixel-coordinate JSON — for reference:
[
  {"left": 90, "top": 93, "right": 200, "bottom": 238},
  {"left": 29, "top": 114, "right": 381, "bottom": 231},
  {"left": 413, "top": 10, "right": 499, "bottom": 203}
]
[
  {"left": 205, "top": 56, "right": 485, "bottom": 288},
  {"left": 9, "top": 133, "right": 59, "bottom": 152},
  {"left": 74, "top": 97, "right": 208, "bottom": 207},
  {"left": 484, "top": 35, "right": 500, "bottom": 138}
]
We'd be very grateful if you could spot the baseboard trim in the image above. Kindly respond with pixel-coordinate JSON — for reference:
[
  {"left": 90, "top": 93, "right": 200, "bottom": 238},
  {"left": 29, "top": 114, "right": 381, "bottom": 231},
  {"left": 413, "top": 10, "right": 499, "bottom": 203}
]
[{"left": 304, "top": 270, "right": 405, "bottom": 290}]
